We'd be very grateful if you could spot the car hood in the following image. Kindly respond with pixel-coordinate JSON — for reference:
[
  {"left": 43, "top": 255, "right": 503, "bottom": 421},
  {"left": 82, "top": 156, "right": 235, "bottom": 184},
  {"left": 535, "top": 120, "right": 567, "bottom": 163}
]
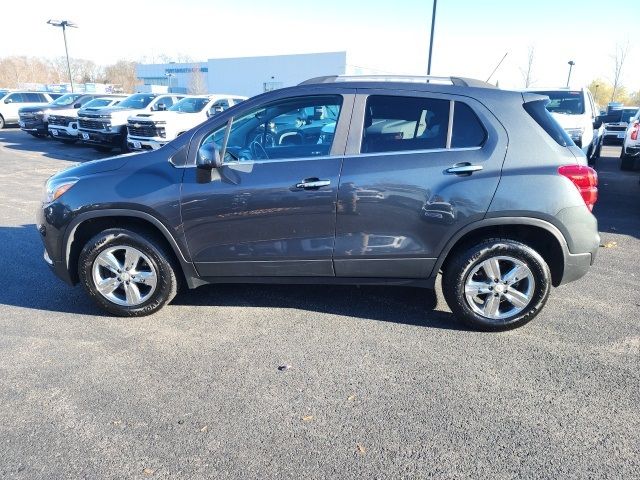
[
  {"left": 550, "top": 112, "right": 584, "bottom": 130},
  {"left": 48, "top": 107, "right": 79, "bottom": 117},
  {"left": 128, "top": 111, "right": 177, "bottom": 121},
  {"left": 54, "top": 152, "right": 141, "bottom": 180}
]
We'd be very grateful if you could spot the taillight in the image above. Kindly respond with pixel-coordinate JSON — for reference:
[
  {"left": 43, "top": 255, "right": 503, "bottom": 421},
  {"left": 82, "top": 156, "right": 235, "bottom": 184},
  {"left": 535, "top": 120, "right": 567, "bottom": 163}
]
[
  {"left": 631, "top": 121, "right": 639, "bottom": 141},
  {"left": 558, "top": 165, "right": 598, "bottom": 211}
]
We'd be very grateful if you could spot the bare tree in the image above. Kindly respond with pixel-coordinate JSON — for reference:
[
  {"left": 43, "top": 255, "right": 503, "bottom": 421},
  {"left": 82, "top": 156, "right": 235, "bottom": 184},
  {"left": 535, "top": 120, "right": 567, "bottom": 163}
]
[
  {"left": 519, "top": 46, "right": 536, "bottom": 88},
  {"left": 610, "top": 42, "right": 630, "bottom": 102},
  {"left": 103, "top": 60, "right": 138, "bottom": 93},
  {"left": 189, "top": 67, "right": 207, "bottom": 94}
]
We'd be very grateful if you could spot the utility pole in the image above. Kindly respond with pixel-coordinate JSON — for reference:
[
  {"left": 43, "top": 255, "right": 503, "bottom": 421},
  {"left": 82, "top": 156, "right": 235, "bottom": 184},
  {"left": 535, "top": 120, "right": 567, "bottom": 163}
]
[
  {"left": 47, "top": 20, "right": 77, "bottom": 93},
  {"left": 427, "top": 0, "right": 438, "bottom": 75}
]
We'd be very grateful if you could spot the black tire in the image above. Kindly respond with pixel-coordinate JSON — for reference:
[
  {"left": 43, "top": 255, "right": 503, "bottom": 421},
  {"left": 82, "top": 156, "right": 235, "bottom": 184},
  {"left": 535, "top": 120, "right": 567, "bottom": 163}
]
[
  {"left": 120, "top": 133, "right": 129, "bottom": 153},
  {"left": 94, "top": 146, "right": 112, "bottom": 153},
  {"left": 442, "top": 238, "right": 551, "bottom": 331},
  {"left": 591, "top": 141, "right": 601, "bottom": 166},
  {"left": 0, "top": 115, "right": 5, "bottom": 129},
  {"left": 620, "top": 150, "right": 636, "bottom": 171},
  {"left": 78, "top": 228, "right": 178, "bottom": 317}
]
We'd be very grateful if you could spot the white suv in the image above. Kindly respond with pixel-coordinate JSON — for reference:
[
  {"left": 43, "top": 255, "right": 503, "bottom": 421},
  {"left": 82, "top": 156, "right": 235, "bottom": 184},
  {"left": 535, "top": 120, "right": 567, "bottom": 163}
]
[
  {"left": 0, "top": 91, "right": 53, "bottom": 129},
  {"left": 527, "top": 87, "right": 599, "bottom": 161},
  {"left": 126, "top": 94, "right": 246, "bottom": 151},
  {"left": 78, "top": 93, "right": 183, "bottom": 152},
  {"left": 620, "top": 108, "right": 640, "bottom": 171},
  {"left": 48, "top": 96, "right": 127, "bottom": 144}
]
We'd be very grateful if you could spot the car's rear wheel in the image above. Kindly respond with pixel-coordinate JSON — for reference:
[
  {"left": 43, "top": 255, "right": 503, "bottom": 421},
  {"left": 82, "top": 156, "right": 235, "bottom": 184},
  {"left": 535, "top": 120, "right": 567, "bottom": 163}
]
[
  {"left": 78, "top": 228, "right": 178, "bottom": 316},
  {"left": 442, "top": 238, "right": 551, "bottom": 330},
  {"left": 0, "top": 115, "right": 5, "bottom": 129},
  {"left": 120, "top": 133, "right": 129, "bottom": 153}
]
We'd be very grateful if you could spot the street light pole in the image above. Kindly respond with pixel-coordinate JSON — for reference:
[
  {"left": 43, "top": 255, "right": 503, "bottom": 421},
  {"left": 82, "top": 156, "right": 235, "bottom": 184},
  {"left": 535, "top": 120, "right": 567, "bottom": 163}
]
[
  {"left": 47, "top": 20, "right": 77, "bottom": 93},
  {"left": 427, "top": 0, "right": 438, "bottom": 75},
  {"left": 566, "top": 60, "right": 575, "bottom": 88},
  {"left": 165, "top": 73, "right": 175, "bottom": 92}
]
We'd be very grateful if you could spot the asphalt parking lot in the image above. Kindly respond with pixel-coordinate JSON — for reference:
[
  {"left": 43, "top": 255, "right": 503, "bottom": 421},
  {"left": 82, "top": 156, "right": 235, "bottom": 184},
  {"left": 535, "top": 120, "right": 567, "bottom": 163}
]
[{"left": 0, "top": 128, "right": 638, "bottom": 479}]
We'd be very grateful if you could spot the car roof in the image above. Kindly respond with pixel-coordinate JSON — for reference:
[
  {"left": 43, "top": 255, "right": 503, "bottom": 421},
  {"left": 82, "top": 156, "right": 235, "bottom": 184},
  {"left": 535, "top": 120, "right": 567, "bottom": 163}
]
[{"left": 300, "top": 75, "right": 497, "bottom": 90}]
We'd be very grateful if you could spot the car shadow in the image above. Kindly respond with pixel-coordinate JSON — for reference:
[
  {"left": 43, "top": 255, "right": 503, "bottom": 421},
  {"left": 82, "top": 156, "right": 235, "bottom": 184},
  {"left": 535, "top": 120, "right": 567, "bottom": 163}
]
[
  {"left": 0, "top": 223, "right": 468, "bottom": 330},
  {"left": 0, "top": 128, "right": 113, "bottom": 163},
  {"left": 593, "top": 148, "right": 640, "bottom": 240}
]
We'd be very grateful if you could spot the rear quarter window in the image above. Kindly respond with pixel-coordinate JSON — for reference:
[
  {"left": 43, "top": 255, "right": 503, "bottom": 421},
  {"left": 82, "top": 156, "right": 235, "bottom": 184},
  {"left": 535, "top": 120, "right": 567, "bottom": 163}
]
[{"left": 451, "top": 102, "right": 486, "bottom": 148}]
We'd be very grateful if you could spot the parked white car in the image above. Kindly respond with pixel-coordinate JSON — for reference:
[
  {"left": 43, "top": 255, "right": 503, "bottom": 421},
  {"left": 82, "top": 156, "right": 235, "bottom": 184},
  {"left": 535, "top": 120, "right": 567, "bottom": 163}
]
[
  {"left": 48, "top": 95, "right": 127, "bottom": 144},
  {"left": 77, "top": 93, "right": 184, "bottom": 152},
  {"left": 126, "top": 94, "right": 247, "bottom": 151},
  {"left": 0, "top": 91, "right": 53, "bottom": 129},
  {"left": 620, "top": 108, "right": 640, "bottom": 171},
  {"left": 527, "top": 87, "right": 599, "bottom": 160}
]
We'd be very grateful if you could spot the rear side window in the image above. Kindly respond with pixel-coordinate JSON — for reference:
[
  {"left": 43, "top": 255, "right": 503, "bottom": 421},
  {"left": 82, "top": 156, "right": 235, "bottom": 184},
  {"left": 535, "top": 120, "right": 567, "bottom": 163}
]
[
  {"left": 361, "top": 95, "right": 450, "bottom": 153},
  {"left": 451, "top": 102, "right": 486, "bottom": 148},
  {"left": 524, "top": 100, "right": 573, "bottom": 147}
]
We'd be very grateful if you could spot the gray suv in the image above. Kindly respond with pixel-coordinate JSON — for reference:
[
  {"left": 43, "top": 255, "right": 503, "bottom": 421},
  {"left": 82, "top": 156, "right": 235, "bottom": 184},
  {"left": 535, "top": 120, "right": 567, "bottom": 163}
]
[{"left": 37, "top": 76, "right": 600, "bottom": 330}]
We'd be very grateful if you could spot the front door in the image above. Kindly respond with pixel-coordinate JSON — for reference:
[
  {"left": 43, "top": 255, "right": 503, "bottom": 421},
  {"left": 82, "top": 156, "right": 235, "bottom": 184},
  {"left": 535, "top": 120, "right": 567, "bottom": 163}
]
[
  {"left": 334, "top": 90, "right": 507, "bottom": 278},
  {"left": 181, "top": 92, "right": 354, "bottom": 277}
]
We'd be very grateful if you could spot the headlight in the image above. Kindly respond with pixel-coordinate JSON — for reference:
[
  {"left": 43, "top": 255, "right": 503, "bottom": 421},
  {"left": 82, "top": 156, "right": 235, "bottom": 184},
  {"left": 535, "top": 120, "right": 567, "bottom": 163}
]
[
  {"left": 33, "top": 111, "right": 44, "bottom": 118},
  {"left": 565, "top": 128, "right": 584, "bottom": 140},
  {"left": 44, "top": 178, "right": 78, "bottom": 203}
]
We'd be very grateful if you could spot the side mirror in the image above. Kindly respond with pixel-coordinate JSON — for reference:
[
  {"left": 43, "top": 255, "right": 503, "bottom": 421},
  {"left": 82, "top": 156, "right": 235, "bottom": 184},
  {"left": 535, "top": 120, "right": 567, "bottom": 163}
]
[
  {"left": 197, "top": 142, "right": 223, "bottom": 170},
  {"left": 208, "top": 105, "right": 224, "bottom": 117},
  {"left": 4, "top": 98, "right": 12, "bottom": 104},
  {"left": 73, "top": 103, "right": 82, "bottom": 109},
  {"left": 593, "top": 116, "right": 603, "bottom": 129}
]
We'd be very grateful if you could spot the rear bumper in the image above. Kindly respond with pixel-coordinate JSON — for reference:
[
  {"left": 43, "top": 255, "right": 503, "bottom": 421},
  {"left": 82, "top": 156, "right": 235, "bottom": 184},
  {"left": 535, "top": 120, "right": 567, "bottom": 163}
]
[
  {"left": 624, "top": 145, "right": 640, "bottom": 157},
  {"left": 559, "top": 250, "right": 596, "bottom": 285}
]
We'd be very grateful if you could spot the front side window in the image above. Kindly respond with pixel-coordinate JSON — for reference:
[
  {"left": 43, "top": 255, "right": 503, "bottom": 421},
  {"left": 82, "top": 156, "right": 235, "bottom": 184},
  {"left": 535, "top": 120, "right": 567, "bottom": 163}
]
[
  {"left": 6, "top": 93, "right": 24, "bottom": 103},
  {"left": 361, "top": 95, "right": 450, "bottom": 153},
  {"left": 154, "top": 96, "right": 175, "bottom": 110},
  {"left": 200, "top": 95, "right": 342, "bottom": 162},
  {"left": 83, "top": 98, "right": 113, "bottom": 109}
]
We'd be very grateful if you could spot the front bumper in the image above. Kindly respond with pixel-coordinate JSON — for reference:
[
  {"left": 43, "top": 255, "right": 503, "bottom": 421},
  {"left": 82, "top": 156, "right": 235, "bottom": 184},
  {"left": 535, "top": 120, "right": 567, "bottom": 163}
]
[
  {"left": 49, "top": 126, "right": 78, "bottom": 141},
  {"left": 78, "top": 129, "right": 122, "bottom": 147},
  {"left": 19, "top": 118, "right": 47, "bottom": 134},
  {"left": 37, "top": 207, "right": 75, "bottom": 285},
  {"left": 127, "top": 136, "right": 166, "bottom": 151}
]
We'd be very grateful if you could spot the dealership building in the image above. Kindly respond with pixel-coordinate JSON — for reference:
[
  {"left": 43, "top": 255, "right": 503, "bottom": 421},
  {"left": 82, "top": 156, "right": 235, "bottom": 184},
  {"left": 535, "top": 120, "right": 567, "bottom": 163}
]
[{"left": 136, "top": 51, "right": 378, "bottom": 97}]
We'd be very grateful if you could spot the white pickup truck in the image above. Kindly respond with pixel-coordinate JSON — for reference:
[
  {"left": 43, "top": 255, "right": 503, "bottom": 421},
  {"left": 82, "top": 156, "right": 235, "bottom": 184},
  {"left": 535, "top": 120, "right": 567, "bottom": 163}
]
[
  {"left": 48, "top": 95, "right": 127, "bottom": 144},
  {"left": 77, "top": 93, "right": 183, "bottom": 152},
  {"left": 126, "top": 94, "right": 247, "bottom": 151}
]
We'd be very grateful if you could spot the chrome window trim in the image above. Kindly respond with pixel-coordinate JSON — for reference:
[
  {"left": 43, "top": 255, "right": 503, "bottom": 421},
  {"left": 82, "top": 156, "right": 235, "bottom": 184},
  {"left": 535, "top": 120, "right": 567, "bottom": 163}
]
[
  {"left": 173, "top": 146, "right": 482, "bottom": 168},
  {"left": 446, "top": 100, "right": 455, "bottom": 149}
]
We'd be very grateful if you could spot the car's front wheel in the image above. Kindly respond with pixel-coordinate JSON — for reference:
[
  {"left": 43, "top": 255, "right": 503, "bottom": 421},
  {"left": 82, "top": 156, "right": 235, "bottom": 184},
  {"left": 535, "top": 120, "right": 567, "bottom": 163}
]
[
  {"left": 442, "top": 238, "right": 551, "bottom": 330},
  {"left": 620, "top": 149, "right": 636, "bottom": 171},
  {"left": 78, "top": 228, "right": 178, "bottom": 316}
]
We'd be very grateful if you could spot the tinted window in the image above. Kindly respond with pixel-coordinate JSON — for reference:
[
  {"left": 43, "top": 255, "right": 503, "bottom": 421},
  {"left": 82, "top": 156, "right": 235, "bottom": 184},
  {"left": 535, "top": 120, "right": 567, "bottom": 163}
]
[
  {"left": 154, "top": 96, "right": 174, "bottom": 109},
  {"left": 524, "top": 100, "right": 573, "bottom": 147},
  {"left": 233, "top": 98, "right": 245, "bottom": 104},
  {"left": 361, "top": 95, "right": 450, "bottom": 153},
  {"left": 118, "top": 94, "right": 156, "bottom": 109},
  {"left": 7, "top": 93, "right": 24, "bottom": 102},
  {"left": 83, "top": 98, "right": 114, "bottom": 109},
  {"left": 170, "top": 97, "right": 209, "bottom": 113},
  {"left": 24, "top": 93, "right": 43, "bottom": 102},
  {"left": 531, "top": 90, "right": 585, "bottom": 115},
  {"left": 200, "top": 95, "right": 342, "bottom": 162},
  {"left": 451, "top": 102, "right": 486, "bottom": 148},
  {"left": 622, "top": 109, "right": 638, "bottom": 123},
  {"left": 51, "top": 93, "right": 82, "bottom": 106}
]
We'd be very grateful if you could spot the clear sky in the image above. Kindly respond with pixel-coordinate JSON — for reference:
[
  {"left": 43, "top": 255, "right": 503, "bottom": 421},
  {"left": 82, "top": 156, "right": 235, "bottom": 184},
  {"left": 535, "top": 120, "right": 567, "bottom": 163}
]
[{"left": 3, "top": 0, "right": 639, "bottom": 90}]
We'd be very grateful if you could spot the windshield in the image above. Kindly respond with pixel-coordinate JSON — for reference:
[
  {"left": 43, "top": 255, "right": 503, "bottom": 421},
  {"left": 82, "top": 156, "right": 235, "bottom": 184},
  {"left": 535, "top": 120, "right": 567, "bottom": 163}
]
[
  {"left": 532, "top": 90, "right": 585, "bottom": 115},
  {"left": 51, "top": 93, "right": 83, "bottom": 106},
  {"left": 622, "top": 109, "right": 639, "bottom": 123},
  {"left": 83, "top": 98, "right": 115, "bottom": 109},
  {"left": 169, "top": 97, "right": 209, "bottom": 113},
  {"left": 118, "top": 94, "right": 155, "bottom": 109}
]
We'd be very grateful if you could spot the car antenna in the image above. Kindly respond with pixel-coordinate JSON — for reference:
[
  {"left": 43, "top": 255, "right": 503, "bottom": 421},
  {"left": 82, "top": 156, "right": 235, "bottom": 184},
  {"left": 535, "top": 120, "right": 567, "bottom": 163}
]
[{"left": 486, "top": 52, "right": 509, "bottom": 83}]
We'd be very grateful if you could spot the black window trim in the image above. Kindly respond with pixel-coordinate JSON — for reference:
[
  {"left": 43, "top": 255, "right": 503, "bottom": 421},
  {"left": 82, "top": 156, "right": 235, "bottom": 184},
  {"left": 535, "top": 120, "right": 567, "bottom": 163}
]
[{"left": 356, "top": 94, "right": 487, "bottom": 156}]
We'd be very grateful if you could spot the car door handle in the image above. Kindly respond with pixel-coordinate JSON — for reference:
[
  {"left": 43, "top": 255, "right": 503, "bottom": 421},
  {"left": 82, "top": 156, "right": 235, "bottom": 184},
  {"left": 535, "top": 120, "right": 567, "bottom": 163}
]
[
  {"left": 295, "top": 178, "right": 331, "bottom": 189},
  {"left": 446, "top": 163, "right": 484, "bottom": 175}
]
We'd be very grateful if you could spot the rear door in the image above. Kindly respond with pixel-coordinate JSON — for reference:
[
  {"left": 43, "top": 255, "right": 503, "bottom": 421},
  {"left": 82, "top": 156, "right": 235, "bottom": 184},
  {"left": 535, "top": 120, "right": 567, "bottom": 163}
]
[{"left": 334, "top": 89, "right": 507, "bottom": 278}]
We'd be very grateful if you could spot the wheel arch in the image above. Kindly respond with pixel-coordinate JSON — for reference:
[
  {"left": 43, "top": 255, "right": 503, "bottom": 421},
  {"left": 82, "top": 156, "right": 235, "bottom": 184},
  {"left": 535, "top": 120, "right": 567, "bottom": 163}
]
[
  {"left": 63, "top": 209, "right": 200, "bottom": 287},
  {"left": 435, "top": 217, "right": 568, "bottom": 287}
]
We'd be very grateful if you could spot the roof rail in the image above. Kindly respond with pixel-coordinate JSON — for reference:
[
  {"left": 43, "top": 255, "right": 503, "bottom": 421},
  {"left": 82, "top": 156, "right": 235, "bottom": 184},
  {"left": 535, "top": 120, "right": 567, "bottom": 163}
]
[{"left": 299, "top": 75, "right": 496, "bottom": 89}]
